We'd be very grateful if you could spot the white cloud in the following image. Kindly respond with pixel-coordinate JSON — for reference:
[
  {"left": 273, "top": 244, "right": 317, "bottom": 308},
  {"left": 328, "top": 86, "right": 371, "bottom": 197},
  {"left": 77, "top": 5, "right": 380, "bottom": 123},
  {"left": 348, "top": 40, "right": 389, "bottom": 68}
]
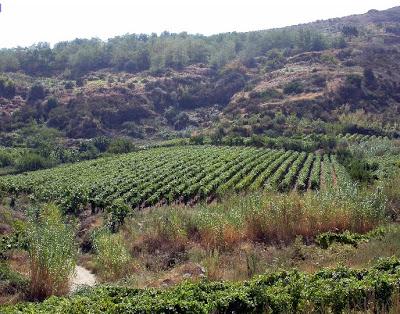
[{"left": 0, "top": 0, "right": 398, "bottom": 48}]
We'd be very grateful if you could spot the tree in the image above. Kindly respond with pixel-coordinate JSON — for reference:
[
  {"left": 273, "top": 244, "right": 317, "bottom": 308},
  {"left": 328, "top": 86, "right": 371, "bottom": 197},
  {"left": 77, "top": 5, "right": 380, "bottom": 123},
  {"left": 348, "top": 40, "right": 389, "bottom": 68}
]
[
  {"left": 283, "top": 81, "right": 304, "bottom": 95},
  {"left": 107, "top": 138, "right": 136, "bottom": 154},
  {"left": 15, "top": 152, "right": 50, "bottom": 172},
  {"left": 363, "top": 68, "right": 376, "bottom": 87},
  {"left": 342, "top": 25, "right": 359, "bottom": 40},
  {"left": 174, "top": 112, "right": 190, "bottom": 130},
  {"left": 0, "top": 77, "right": 16, "bottom": 99},
  {"left": 339, "top": 74, "right": 363, "bottom": 101},
  {"left": 28, "top": 84, "right": 46, "bottom": 102},
  {"left": 189, "top": 133, "right": 205, "bottom": 145},
  {"left": 210, "top": 127, "right": 225, "bottom": 145},
  {"left": 92, "top": 136, "right": 111, "bottom": 152}
]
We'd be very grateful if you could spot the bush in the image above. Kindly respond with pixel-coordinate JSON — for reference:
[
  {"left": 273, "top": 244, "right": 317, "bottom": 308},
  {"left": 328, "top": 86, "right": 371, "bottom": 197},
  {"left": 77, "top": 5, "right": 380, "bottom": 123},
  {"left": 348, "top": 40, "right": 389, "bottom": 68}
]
[
  {"left": 316, "top": 227, "right": 386, "bottom": 249},
  {"left": 107, "top": 138, "right": 136, "bottom": 154},
  {"left": 363, "top": 68, "right": 376, "bottom": 87},
  {"left": 15, "top": 153, "right": 50, "bottom": 172},
  {"left": 342, "top": 25, "right": 359, "bottom": 38},
  {"left": 0, "top": 262, "right": 29, "bottom": 295},
  {"left": 27, "top": 204, "right": 77, "bottom": 300},
  {"left": 78, "top": 141, "right": 100, "bottom": 160},
  {"left": 316, "top": 230, "right": 367, "bottom": 249},
  {"left": 44, "top": 97, "right": 58, "bottom": 113},
  {"left": 283, "top": 81, "right": 304, "bottom": 94},
  {"left": 0, "top": 150, "right": 13, "bottom": 167},
  {"left": 92, "top": 136, "right": 111, "bottom": 153},
  {"left": 189, "top": 134, "right": 205, "bottom": 145},
  {"left": 28, "top": 84, "right": 46, "bottom": 102},
  {"left": 106, "top": 199, "right": 130, "bottom": 233},
  {"left": 174, "top": 112, "right": 190, "bottom": 130},
  {"left": 64, "top": 81, "right": 75, "bottom": 89},
  {"left": 94, "top": 232, "right": 133, "bottom": 282},
  {"left": 0, "top": 77, "right": 16, "bottom": 99}
]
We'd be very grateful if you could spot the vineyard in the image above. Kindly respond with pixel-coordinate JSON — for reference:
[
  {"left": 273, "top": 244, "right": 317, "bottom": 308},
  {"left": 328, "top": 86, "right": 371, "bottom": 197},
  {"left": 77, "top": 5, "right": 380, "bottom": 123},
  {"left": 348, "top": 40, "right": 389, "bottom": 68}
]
[
  {"left": 0, "top": 146, "right": 351, "bottom": 212},
  {"left": 3, "top": 257, "right": 400, "bottom": 313},
  {"left": 338, "top": 133, "right": 389, "bottom": 142}
]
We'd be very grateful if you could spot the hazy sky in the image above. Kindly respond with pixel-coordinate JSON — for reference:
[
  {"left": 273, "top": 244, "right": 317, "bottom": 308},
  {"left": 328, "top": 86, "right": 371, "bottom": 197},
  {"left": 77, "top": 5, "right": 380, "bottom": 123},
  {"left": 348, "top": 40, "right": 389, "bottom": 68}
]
[{"left": 0, "top": 0, "right": 399, "bottom": 48}]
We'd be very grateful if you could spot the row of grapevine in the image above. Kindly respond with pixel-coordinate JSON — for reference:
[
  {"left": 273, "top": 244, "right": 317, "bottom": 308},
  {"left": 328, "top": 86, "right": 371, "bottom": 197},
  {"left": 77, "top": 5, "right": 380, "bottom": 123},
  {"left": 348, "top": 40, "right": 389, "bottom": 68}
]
[
  {"left": 279, "top": 152, "right": 307, "bottom": 192},
  {"left": 0, "top": 146, "right": 352, "bottom": 211},
  {"left": 321, "top": 154, "right": 335, "bottom": 189},
  {"left": 330, "top": 155, "right": 353, "bottom": 186},
  {"left": 309, "top": 154, "right": 322, "bottom": 190},
  {"left": 339, "top": 133, "right": 388, "bottom": 142},
  {"left": 296, "top": 153, "right": 314, "bottom": 191},
  {"left": 267, "top": 152, "right": 300, "bottom": 190}
]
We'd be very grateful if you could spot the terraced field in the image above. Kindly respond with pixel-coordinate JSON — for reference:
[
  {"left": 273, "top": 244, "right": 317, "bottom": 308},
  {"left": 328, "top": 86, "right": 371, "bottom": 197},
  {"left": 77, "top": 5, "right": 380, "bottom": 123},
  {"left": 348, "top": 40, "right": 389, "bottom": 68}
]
[{"left": 0, "top": 146, "right": 350, "bottom": 212}]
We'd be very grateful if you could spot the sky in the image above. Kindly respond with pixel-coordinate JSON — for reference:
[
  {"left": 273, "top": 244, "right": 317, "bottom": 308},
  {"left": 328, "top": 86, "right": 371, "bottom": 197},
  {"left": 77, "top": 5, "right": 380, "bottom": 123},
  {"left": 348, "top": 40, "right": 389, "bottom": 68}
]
[{"left": 0, "top": 0, "right": 399, "bottom": 48}]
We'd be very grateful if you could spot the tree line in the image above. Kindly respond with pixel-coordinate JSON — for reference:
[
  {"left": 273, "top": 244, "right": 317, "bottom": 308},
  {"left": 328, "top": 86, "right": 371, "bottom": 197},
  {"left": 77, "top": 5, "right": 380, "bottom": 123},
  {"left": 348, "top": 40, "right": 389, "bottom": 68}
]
[{"left": 0, "top": 28, "right": 345, "bottom": 78}]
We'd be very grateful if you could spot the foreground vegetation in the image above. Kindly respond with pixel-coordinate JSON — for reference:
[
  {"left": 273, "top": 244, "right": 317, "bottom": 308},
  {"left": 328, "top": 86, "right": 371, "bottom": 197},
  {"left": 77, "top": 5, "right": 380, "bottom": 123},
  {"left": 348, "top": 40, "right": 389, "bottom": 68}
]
[
  {"left": 0, "top": 133, "right": 398, "bottom": 311},
  {"left": 0, "top": 166, "right": 399, "bottom": 311},
  {"left": 3, "top": 257, "right": 400, "bottom": 313}
]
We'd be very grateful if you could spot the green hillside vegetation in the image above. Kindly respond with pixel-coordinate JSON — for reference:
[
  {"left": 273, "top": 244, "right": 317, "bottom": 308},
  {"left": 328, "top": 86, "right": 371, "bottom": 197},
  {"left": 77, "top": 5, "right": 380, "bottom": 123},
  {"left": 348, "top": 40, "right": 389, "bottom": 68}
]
[{"left": 0, "top": 7, "right": 399, "bottom": 141}]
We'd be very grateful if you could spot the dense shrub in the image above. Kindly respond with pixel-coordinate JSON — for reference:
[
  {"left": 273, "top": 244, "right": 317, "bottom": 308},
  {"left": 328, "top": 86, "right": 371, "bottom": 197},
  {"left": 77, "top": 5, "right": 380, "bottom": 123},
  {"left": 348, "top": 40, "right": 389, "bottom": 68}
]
[
  {"left": 0, "top": 262, "right": 29, "bottom": 295},
  {"left": 27, "top": 204, "right": 77, "bottom": 300},
  {"left": 338, "top": 74, "right": 364, "bottom": 101},
  {"left": 92, "top": 136, "right": 111, "bottom": 153},
  {"left": 251, "top": 88, "right": 283, "bottom": 101},
  {"left": 0, "top": 77, "right": 16, "bottom": 99},
  {"left": 28, "top": 84, "right": 46, "bottom": 102},
  {"left": 346, "top": 159, "right": 378, "bottom": 183},
  {"left": 93, "top": 231, "right": 133, "bottom": 282},
  {"left": 283, "top": 81, "right": 304, "bottom": 94},
  {"left": 337, "top": 149, "right": 379, "bottom": 183},
  {"left": 106, "top": 199, "right": 130, "bottom": 233},
  {"left": 0, "top": 150, "right": 13, "bottom": 167},
  {"left": 15, "top": 153, "right": 50, "bottom": 172},
  {"left": 107, "top": 138, "right": 136, "bottom": 154}
]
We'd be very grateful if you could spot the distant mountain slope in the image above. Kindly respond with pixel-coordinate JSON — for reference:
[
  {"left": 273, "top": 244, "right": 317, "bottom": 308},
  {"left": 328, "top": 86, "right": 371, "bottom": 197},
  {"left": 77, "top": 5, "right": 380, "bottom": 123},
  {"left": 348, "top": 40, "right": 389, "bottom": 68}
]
[{"left": 0, "top": 6, "right": 399, "bottom": 141}]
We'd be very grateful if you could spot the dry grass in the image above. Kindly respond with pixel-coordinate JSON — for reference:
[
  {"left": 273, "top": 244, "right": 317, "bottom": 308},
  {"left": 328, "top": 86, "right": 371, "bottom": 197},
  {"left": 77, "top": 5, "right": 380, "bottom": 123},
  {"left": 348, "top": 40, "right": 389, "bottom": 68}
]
[
  {"left": 91, "top": 223, "right": 400, "bottom": 291},
  {"left": 122, "top": 186, "right": 385, "bottom": 257},
  {"left": 110, "top": 186, "right": 392, "bottom": 287}
]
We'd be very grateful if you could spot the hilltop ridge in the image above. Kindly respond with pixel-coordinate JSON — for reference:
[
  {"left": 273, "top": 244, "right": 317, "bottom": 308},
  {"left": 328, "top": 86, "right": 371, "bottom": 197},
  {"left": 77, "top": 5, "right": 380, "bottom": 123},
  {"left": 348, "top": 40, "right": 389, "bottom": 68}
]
[{"left": 0, "top": 6, "right": 399, "bottom": 142}]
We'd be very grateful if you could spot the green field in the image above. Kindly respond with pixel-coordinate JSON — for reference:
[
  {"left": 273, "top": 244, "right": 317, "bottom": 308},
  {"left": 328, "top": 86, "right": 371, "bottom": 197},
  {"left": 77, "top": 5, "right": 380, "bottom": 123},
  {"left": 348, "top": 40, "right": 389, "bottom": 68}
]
[{"left": 0, "top": 146, "right": 350, "bottom": 212}]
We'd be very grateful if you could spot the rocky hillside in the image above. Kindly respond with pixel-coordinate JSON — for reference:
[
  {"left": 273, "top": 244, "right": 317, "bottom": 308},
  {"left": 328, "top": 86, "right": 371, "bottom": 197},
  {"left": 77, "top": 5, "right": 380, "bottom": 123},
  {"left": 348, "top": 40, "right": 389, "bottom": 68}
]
[{"left": 0, "top": 6, "right": 399, "bottom": 141}]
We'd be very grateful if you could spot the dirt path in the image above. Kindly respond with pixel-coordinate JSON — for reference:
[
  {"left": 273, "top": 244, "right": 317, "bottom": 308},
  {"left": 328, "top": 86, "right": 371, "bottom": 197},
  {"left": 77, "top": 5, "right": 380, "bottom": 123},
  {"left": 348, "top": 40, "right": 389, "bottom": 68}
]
[
  {"left": 332, "top": 165, "right": 338, "bottom": 187},
  {"left": 320, "top": 161, "right": 326, "bottom": 190},
  {"left": 70, "top": 266, "right": 96, "bottom": 293}
]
